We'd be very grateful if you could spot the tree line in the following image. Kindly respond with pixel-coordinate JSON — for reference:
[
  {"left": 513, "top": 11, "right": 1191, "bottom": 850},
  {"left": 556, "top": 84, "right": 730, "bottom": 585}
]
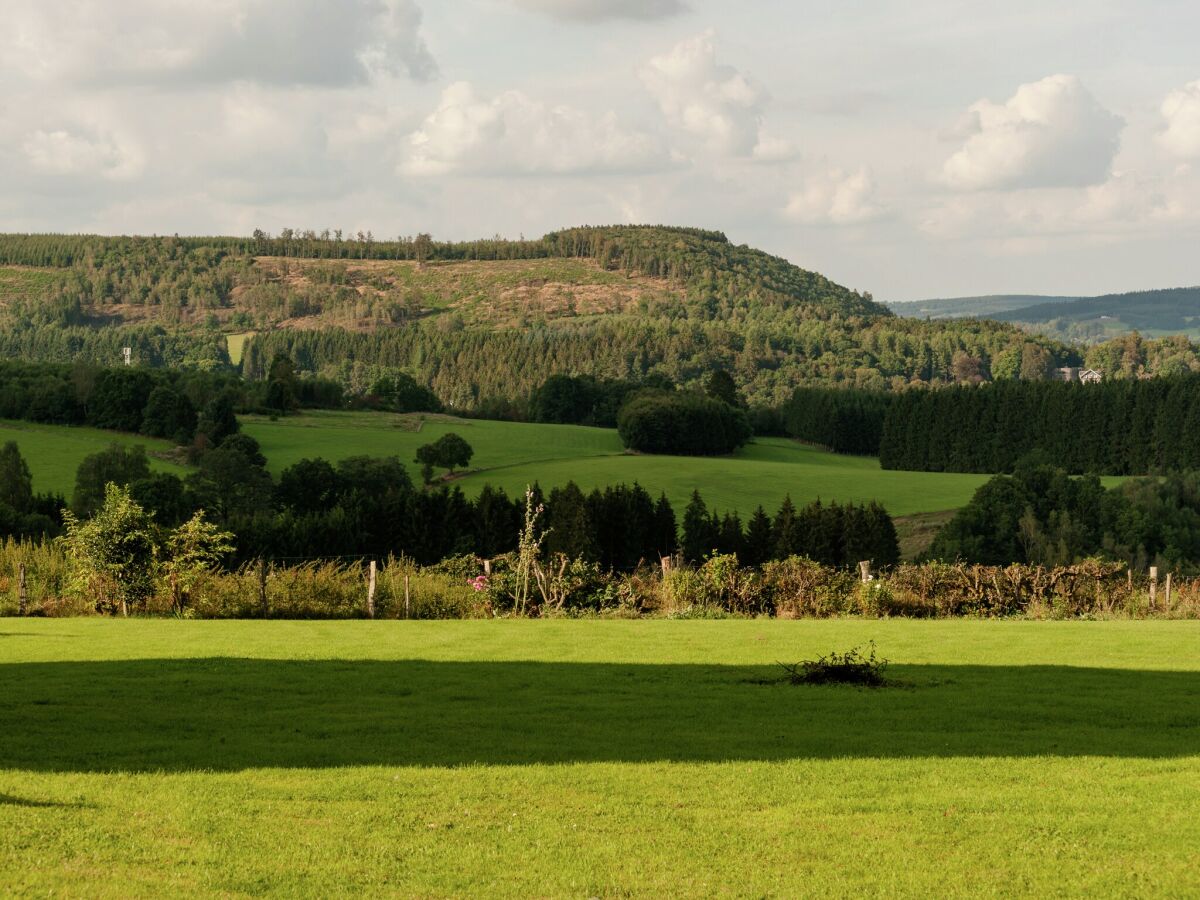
[
  {"left": 879, "top": 375, "right": 1200, "bottom": 474},
  {"left": 0, "top": 359, "right": 341, "bottom": 449},
  {"left": 0, "top": 429, "right": 899, "bottom": 572},
  {"left": 927, "top": 457, "right": 1200, "bottom": 573}
]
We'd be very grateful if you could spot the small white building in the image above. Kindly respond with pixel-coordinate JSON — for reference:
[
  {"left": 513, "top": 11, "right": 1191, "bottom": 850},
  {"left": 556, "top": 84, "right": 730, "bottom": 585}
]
[{"left": 1056, "top": 366, "right": 1102, "bottom": 384}]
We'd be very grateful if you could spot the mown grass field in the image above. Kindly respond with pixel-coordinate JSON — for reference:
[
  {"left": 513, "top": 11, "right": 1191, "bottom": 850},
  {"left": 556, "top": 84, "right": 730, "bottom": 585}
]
[
  {"left": 244, "top": 410, "right": 991, "bottom": 517},
  {"left": 1, "top": 619, "right": 1197, "bottom": 896},
  {"left": 0, "top": 420, "right": 189, "bottom": 496}
]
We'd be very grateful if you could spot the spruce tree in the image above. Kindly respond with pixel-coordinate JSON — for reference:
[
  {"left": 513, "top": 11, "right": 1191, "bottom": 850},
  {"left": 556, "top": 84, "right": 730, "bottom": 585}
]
[{"left": 681, "top": 490, "right": 716, "bottom": 563}]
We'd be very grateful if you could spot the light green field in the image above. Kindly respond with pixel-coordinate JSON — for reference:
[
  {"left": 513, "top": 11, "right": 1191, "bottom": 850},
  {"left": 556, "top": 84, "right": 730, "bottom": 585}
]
[
  {"left": 243, "top": 411, "right": 991, "bottom": 517},
  {"left": 225, "top": 331, "right": 252, "bottom": 365},
  {"left": 0, "top": 420, "right": 189, "bottom": 496},
  {"left": 1, "top": 619, "right": 1197, "bottom": 896}
]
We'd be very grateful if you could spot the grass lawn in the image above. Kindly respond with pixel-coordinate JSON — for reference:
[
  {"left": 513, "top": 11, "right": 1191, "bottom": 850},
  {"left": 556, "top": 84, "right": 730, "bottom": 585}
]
[
  {"left": 243, "top": 411, "right": 992, "bottom": 517},
  {"left": 1, "top": 619, "right": 1197, "bottom": 896},
  {"left": 0, "top": 420, "right": 190, "bottom": 496}
]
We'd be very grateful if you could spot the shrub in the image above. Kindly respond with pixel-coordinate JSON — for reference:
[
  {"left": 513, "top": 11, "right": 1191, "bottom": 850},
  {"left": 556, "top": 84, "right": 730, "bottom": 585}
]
[{"left": 780, "top": 642, "right": 889, "bottom": 686}]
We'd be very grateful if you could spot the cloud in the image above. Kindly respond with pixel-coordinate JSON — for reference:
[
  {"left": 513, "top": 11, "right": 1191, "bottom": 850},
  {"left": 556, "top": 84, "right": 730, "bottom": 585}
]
[
  {"left": 512, "top": 0, "right": 686, "bottom": 21},
  {"left": 3, "top": 0, "right": 436, "bottom": 87},
  {"left": 401, "top": 82, "right": 669, "bottom": 176},
  {"left": 919, "top": 170, "right": 1192, "bottom": 241},
  {"left": 941, "top": 74, "right": 1123, "bottom": 190},
  {"left": 640, "top": 30, "right": 776, "bottom": 158},
  {"left": 784, "top": 168, "right": 886, "bottom": 225},
  {"left": 22, "top": 128, "right": 144, "bottom": 181},
  {"left": 1159, "top": 80, "right": 1200, "bottom": 158}
]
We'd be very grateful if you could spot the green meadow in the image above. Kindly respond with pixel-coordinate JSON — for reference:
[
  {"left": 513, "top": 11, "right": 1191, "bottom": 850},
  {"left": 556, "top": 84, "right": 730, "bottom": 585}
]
[
  {"left": 1, "top": 619, "right": 1197, "bottom": 896},
  {"left": 243, "top": 411, "right": 991, "bottom": 517},
  {"left": 0, "top": 420, "right": 189, "bottom": 496}
]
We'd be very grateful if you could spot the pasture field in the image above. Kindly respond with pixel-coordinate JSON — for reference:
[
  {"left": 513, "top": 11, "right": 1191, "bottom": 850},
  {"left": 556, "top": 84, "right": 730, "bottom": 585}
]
[
  {"left": 1, "top": 619, "right": 1197, "bottom": 896},
  {"left": 243, "top": 410, "right": 992, "bottom": 517},
  {"left": 0, "top": 420, "right": 189, "bottom": 495}
]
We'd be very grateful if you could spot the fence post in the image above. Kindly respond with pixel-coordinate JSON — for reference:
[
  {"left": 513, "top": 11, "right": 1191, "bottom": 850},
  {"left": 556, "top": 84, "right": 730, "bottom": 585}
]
[
  {"left": 1165, "top": 572, "right": 1172, "bottom": 609},
  {"left": 661, "top": 556, "right": 671, "bottom": 575},
  {"left": 404, "top": 573, "right": 411, "bottom": 619},
  {"left": 367, "top": 560, "right": 377, "bottom": 619},
  {"left": 1149, "top": 566, "right": 1158, "bottom": 608},
  {"left": 483, "top": 558, "right": 492, "bottom": 576},
  {"left": 18, "top": 563, "right": 27, "bottom": 616},
  {"left": 258, "top": 559, "right": 269, "bottom": 618},
  {"left": 858, "top": 560, "right": 872, "bottom": 583}
]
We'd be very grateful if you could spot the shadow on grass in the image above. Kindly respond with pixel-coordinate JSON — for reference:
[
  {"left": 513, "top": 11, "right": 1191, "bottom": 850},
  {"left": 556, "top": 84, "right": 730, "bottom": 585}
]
[
  {"left": 0, "top": 793, "right": 89, "bottom": 808},
  {"left": 1, "top": 659, "right": 1198, "bottom": 771}
]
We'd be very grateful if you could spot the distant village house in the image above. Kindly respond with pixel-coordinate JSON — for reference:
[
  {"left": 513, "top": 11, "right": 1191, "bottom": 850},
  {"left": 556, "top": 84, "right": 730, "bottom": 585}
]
[{"left": 1056, "top": 366, "right": 1102, "bottom": 384}]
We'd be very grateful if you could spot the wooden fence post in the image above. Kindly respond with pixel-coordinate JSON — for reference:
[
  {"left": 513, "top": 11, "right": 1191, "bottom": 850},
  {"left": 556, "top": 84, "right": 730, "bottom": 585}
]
[
  {"left": 1149, "top": 566, "right": 1158, "bottom": 608},
  {"left": 18, "top": 563, "right": 27, "bottom": 616},
  {"left": 367, "top": 560, "right": 377, "bottom": 619},
  {"left": 483, "top": 558, "right": 492, "bottom": 576},
  {"left": 661, "top": 556, "right": 671, "bottom": 575},
  {"left": 1165, "top": 572, "right": 1172, "bottom": 609},
  {"left": 858, "top": 560, "right": 872, "bottom": 583},
  {"left": 404, "top": 573, "right": 411, "bottom": 619},
  {"left": 259, "top": 559, "right": 269, "bottom": 618}
]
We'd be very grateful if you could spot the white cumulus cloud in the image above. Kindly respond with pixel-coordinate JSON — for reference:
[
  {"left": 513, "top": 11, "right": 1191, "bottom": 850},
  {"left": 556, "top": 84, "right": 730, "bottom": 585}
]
[
  {"left": 402, "top": 82, "right": 669, "bottom": 176},
  {"left": 942, "top": 74, "right": 1123, "bottom": 190},
  {"left": 512, "top": 0, "right": 686, "bottom": 21},
  {"left": 784, "top": 168, "right": 885, "bottom": 225},
  {"left": 1159, "top": 80, "right": 1200, "bottom": 158},
  {"left": 3, "top": 0, "right": 436, "bottom": 87},
  {"left": 22, "top": 128, "right": 144, "bottom": 181},
  {"left": 640, "top": 31, "right": 774, "bottom": 158}
]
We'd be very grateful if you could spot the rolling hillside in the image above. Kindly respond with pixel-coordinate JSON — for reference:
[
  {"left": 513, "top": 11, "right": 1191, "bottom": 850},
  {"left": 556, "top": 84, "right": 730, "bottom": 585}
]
[
  {"left": 241, "top": 411, "right": 992, "bottom": 519},
  {"left": 994, "top": 286, "right": 1200, "bottom": 341},
  {"left": 0, "top": 227, "right": 1062, "bottom": 405},
  {"left": 887, "top": 294, "right": 1083, "bottom": 319},
  {"left": 891, "top": 286, "right": 1200, "bottom": 343}
]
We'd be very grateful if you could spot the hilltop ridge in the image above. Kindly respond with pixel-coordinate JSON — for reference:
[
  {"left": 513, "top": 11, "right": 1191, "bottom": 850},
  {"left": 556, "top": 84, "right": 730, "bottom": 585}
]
[{"left": 0, "top": 225, "right": 1067, "bottom": 406}]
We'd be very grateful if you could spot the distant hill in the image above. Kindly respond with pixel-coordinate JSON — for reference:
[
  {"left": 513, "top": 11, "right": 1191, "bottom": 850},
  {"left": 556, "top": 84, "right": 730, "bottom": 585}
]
[
  {"left": 994, "top": 286, "right": 1200, "bottom": 331},
  {"left": 890, "top": 286, "right": 1200, "bottom": 343},
  {"left": 887, "top": 294, "right": 1083, "bottom": 319}
]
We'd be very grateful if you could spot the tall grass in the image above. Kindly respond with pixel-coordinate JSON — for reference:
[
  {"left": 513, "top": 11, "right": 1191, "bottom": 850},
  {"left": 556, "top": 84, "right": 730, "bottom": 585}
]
[{"left": 3, "top": 539, "right": 1198, "bottom": 620}]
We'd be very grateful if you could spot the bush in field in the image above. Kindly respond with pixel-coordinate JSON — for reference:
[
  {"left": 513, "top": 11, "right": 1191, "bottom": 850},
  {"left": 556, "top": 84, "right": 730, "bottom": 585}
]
[
  {"left": 161, "top": 512, "right": 235, "bottom": 613},
  {"left": 780, "top": 642, "right": 889, "bottom": 687},
  {"left": 617, "top": 390, "right": 751, "bottom": 456},
  {"left": 60, "top": 483, "right": 159, "bottom": 616}
]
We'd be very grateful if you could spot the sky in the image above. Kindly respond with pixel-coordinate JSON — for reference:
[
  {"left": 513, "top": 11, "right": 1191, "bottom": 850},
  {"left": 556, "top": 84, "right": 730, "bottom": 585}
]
[{"left": 2, "top": 0, "right": 1199, "bottom": 301}]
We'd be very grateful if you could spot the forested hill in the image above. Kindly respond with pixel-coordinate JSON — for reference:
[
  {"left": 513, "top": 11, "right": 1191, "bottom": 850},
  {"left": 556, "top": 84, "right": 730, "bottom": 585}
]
[
  {"left": 0, "top": 225, "right": 885, "bottom": 320},
  {"left": 888, "top": 294, "right": 1082, "bottom": 320},
  {"left": 994, "top": 286, "right": 1200, "bottom": 332},
  {"left": 0, "top": 226, "right": 1077, "bottom": 407},
  {"left": 891, "top": 286, "right": 1200, "bottom": 344}
]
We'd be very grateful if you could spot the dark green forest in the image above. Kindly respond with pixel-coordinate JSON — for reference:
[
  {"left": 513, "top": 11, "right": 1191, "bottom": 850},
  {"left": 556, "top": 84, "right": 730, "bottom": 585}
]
[
  {"left": 878, "top": 375, "right": 1200, "bottom": 474},
  {"left": 926, "top": 459, "right": 1200, "bottom": 573}
]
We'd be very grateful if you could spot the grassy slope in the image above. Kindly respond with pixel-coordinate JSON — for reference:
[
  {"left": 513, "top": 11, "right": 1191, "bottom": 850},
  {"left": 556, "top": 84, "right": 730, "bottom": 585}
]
[
  {"left": 0, "top": 420, "right": 189, "bottom": 495},
  {"left": 244, "top": 411, "right": 991, "bottom": 517},
  {"left": 0, "top": 266, "right": 59, "bottom": 301},
  {"left": 1, "top": 619, "right": 1197, "bottom": 896}
]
